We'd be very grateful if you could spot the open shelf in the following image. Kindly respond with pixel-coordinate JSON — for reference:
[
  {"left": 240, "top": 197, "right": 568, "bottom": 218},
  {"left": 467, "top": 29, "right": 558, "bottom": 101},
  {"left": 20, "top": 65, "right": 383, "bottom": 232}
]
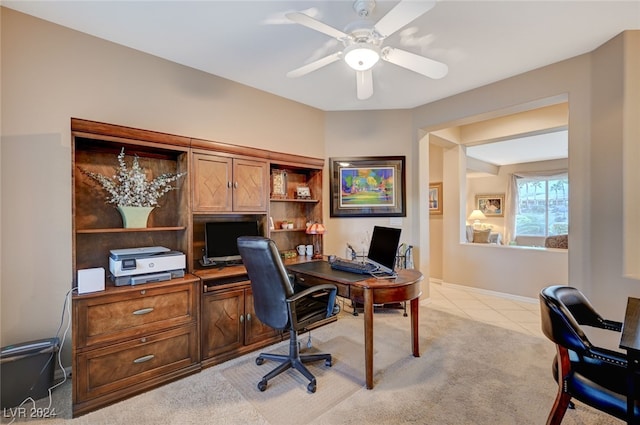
[
  {"left": 77, "top": 226, "right": 186, "bottom": 234},
  {"left": 270, "top": 198, "right": 319, "bottom": 203}
]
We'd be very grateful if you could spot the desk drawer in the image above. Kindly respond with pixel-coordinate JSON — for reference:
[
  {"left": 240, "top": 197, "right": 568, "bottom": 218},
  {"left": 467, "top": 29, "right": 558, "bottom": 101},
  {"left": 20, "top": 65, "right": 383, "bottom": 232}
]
[
  {"left": 75, "top": 324, "right": 198, "bottom": 402},
  {"left": 291, "top": 273, "right": 350, "bottom": 298}
]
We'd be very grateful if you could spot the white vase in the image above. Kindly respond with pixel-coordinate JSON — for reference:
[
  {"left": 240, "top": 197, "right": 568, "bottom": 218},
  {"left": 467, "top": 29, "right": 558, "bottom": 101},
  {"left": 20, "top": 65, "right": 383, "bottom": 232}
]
[{"left": 117, "top": 206, "right": 154, "bottom": 228}]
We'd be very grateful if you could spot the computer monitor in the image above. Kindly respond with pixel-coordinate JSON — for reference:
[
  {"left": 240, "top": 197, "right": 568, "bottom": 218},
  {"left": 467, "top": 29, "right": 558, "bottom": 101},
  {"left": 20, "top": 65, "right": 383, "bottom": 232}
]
[
  {"left": 366, "top": 226, "right": 402, "bottom": 274},
  {"left": 203, "top": 220, "right": 260, "bottom": 264}
]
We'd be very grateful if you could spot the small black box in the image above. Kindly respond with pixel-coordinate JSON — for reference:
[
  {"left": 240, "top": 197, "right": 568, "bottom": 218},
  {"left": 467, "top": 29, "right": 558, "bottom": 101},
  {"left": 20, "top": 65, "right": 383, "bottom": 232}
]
[{"left": 1, "top": 337, "right": 59, "bottom": 408}]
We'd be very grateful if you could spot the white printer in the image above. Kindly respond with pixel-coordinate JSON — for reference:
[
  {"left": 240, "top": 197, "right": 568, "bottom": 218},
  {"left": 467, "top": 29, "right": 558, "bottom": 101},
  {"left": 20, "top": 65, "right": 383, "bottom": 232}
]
[{"left": 109, "top": 246, "right": 185, "bottom": 286}]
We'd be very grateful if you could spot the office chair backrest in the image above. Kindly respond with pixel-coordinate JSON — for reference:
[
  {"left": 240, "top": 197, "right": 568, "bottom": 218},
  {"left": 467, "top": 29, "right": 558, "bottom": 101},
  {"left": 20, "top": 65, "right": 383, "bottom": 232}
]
[
  {"left": 237, "top": 236, "right": 294, "bottom": 330},
  {"left": 540, "top": 285, "right": 596, "bottom": 355}
]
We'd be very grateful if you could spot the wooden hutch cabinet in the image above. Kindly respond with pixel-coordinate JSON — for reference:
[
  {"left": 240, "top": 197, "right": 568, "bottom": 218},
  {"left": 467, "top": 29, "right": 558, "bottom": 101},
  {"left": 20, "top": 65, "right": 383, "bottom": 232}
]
[
  {"left": 70, "top": 118, "right": 325, "bottom": 416},
  {"left": 71, "top": 119, "right": 200, "bottom": 417},
  {"left": 191, "top": 151, "right": 268, "bottom": 213}
]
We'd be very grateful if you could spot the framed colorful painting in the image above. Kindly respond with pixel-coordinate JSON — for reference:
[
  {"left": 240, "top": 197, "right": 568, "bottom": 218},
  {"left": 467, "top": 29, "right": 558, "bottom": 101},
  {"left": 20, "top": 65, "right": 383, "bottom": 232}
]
[{"left": 329, "top": 156, "right": 406, "bottom": 217}]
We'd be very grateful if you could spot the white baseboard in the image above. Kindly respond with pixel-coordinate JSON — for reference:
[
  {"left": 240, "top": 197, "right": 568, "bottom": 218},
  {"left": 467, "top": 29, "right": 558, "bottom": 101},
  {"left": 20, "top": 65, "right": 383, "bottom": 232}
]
[{"left": 428, "top": 278, "right": 538, "bottom": 304}]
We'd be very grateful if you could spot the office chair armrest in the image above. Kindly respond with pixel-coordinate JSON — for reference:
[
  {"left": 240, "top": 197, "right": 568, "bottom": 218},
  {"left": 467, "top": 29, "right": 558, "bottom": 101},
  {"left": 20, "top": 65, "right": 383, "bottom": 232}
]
[
  {"left": 588, "top": 346, "right": 628, "bottom": 368},
  {"left": 287, "top": 284, "right": 338, "bottom": 318},
  {"left": 600, "top": 319, "right": 623, "bottom": 332}
]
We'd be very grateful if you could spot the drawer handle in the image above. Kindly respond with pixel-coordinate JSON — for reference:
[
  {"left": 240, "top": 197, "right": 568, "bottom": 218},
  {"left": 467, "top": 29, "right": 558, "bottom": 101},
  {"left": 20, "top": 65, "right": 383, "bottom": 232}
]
[
  {"left": 133, "top": 307, "right": 154, "bottom": 315},
  {"left": 133, "top": 354, "right": 154, "bottom": 364}
]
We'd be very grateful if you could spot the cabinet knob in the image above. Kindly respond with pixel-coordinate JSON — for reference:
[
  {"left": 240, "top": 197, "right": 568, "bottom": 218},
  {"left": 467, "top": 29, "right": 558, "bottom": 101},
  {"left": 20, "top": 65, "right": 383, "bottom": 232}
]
[
  {"left": 133, "top": 307, "right": 154, "bottom": 315},
  {"left": 140, "top": 290, "right": 146, "bottom": 295},
  {"left": 227, "top": 181, "right": 232, "bottom": 188},
  {"left": 233, "top": 181, "right": 238, "bottom": 189},
  {"left": 246, "top": 313, "right": 251, "bottom": 321},
  {"left": 239, "top": 314, "right": 244, "bottom": 323},
  {"left": 133, "top": 354, "right": 155, "bottom": 364}
]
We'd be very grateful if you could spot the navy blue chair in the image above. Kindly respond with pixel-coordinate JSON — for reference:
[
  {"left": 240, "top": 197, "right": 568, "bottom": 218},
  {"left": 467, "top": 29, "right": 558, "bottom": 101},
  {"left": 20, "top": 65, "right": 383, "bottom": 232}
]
[
  {"left": 540, "top": 285, "right": 638, "bottom": 424},
  {"left": 237, "top": 236, "right": 338, "bottom": 393}
]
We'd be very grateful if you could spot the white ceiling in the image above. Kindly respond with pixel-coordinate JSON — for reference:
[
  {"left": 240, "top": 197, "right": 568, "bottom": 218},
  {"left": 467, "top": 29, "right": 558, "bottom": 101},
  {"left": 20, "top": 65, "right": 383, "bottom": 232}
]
[
  {"left": 467, "top": 130, "right": 568, "bottom": 166},
  {"left": 4, "top": 0, "right": 639, "bottom": 112}
]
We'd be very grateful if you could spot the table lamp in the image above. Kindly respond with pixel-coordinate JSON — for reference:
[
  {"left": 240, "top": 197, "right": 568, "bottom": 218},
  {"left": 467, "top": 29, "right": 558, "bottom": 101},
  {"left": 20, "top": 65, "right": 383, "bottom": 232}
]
[
  {"left": 468, "top": 209, "right": 487, "bottom": 230},
  {"left": 305, "top": 222, "right": 326, "bottom": 259}
]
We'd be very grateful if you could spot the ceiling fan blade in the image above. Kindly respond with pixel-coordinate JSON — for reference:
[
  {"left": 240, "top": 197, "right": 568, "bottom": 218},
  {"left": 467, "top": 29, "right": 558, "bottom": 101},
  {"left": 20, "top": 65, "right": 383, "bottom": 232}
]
[
  {"left": 286, "top": 12, "right": 348, "bottom": 40},
  {"left": 382, "top": 47, "right": 448, "bottom": 79},
  {"left": 286, "top": 52, "right": 342, "bottom": 78},
  {"left": 356, "top": 70, "right": 373, "bottom": 100},
  {"left": 374, "top": 0, "right": 436, "bottom": 38}
]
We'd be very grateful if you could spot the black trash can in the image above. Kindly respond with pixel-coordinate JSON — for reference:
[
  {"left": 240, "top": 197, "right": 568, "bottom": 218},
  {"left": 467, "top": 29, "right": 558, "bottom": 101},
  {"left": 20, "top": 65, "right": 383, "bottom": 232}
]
[{"left": 0, "top": 337, "right": 59, "bottom": 408}]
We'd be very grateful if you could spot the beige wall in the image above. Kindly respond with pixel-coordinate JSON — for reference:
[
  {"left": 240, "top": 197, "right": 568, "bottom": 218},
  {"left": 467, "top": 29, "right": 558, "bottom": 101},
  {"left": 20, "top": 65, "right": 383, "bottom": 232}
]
[
  {"left": 428, "top": 144, "right": 443, "bottom": 280},
  {"left": 589, "top": 31, "right": 640, "bottom": 314},
  {"left": 413, "top": 31, "right": 640, "bottom": 316},
  {"left": 1, "top": 8, "right": 324, "bottom": 363},
  {"left": 323, "top": 109, "right": 418, "bottom": 263}
]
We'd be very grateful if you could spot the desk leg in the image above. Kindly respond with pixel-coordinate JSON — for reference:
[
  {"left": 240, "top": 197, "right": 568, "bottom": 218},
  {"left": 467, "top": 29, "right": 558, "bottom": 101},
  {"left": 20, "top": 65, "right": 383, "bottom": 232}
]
[
  {"left": 411, "top": 297, "right": 420, "bottom": 357},
  {"left": 364, "top": 287, "right": 374, "bottom": 389}
]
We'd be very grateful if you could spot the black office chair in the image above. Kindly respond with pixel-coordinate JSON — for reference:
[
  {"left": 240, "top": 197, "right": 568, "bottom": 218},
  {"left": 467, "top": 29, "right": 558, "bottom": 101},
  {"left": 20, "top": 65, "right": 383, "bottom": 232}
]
[
  {"left": 539, "top": 285, "right": 638, "bottom": 424},
  {"left": 237, "top": 236, "right": 338, "bottom": 393}
]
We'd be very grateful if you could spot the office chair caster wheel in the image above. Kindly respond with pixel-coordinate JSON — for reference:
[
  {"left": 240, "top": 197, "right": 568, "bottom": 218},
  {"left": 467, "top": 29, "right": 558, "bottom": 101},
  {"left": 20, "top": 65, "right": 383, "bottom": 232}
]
[
  {"left": 257, "top": 379, "right": 267, "bottom": 392},
  {"left": 325, "top": 359, "right": 332, "bottom": 367},
  {"left": 307, "top": 380, "right": 317, "bottom": 393},
  {"left": 256, "top": 357, "right": 264, "bottom": 365}
]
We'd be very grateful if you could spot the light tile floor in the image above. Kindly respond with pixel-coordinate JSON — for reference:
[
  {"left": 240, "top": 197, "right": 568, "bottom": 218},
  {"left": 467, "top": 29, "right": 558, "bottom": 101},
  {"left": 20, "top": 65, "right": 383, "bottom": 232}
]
[{"left": 427, "top": 281, "right": 545, "bottom": 338}]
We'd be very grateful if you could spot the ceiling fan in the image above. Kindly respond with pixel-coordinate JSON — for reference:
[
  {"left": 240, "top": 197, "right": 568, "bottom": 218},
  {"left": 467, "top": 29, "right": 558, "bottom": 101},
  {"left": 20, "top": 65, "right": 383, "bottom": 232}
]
[{"left": 286, "top": 0, "right": 448, "bottom": 100}]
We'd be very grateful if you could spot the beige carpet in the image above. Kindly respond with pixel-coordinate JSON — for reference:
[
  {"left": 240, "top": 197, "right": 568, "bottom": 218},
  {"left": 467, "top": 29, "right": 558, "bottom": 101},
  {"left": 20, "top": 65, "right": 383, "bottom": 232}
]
[
  {"left": 1, "top": 304, "right": 623, "bottom": 425},
  {"left": 221, "top": 335, "right": 371, "bottom": 425}
]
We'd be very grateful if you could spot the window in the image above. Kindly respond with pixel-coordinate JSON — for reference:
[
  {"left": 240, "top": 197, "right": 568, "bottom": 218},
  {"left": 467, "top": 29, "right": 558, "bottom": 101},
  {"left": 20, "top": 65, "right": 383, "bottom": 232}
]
[{"left": 515, "top": 174, "right": 568, "bottom": 236}]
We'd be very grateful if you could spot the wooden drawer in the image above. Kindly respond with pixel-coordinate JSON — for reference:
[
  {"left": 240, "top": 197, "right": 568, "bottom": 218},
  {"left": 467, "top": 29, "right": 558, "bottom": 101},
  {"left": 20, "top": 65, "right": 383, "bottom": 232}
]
[
  {"left": 75, "top": 282, "right": 197, "bottom": 348},
  {"left": 75, "top": 324, "right": 198, "bottom": 402}
]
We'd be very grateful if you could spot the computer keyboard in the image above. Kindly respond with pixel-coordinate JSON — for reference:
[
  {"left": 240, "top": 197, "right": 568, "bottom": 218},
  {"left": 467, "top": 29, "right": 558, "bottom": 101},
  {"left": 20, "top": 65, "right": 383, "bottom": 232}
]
[{"left": 330, "top": 258, "right": 377, "bottom": 274}]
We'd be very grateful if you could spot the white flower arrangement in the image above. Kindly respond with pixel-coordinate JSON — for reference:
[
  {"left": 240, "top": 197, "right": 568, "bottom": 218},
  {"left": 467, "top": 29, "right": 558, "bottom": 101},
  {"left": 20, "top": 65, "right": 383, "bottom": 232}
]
[{"left": 82, "top": 148, "right": 186, "bottom": 208}]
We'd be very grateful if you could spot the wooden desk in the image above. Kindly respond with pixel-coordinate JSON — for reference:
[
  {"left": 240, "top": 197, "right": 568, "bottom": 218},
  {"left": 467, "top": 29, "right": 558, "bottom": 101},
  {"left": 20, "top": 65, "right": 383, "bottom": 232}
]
[
  {"left": 286, "top": 260, "right": 423, "bottom": 389},
  {"left": 620, "top": 297, "right": 640, "bottom": 425}
]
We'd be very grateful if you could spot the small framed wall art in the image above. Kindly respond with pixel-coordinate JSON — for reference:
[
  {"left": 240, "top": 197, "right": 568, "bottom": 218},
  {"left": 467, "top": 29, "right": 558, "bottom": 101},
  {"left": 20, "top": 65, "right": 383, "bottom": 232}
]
[
  {"left": 475, "top": 193, "right": 504, "bottom": 217},
  {"left": 429, "top": 182, "right": 443, "bottom": 215}
]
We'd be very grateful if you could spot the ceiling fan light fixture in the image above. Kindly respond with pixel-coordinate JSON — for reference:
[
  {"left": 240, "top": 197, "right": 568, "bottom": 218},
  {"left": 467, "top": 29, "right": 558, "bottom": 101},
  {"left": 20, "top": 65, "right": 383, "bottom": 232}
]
[{"left": 344, "top": 44, "right": 380, "bottom": 71}]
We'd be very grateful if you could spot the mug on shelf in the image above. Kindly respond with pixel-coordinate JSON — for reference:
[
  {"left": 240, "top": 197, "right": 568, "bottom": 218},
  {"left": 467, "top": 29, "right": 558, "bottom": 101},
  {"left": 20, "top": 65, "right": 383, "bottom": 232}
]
[
  {"left": 305, "top": 244, "right": 313, "bottom": 256},
  {"left": 296, "top": 245, "right": 306, "bottom": 256}
]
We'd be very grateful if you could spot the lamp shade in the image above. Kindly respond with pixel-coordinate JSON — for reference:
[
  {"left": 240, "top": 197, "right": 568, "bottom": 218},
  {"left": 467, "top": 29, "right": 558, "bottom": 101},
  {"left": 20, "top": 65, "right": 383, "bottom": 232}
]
[
  {"left": 344, "top": 44, "right": 380, "bottom": 71},
  {"left": 306, "top": 223, "right": 326, "bottom": 235},
  {"left": 467, "top": 210, "right": 486, "bottom": 222}
]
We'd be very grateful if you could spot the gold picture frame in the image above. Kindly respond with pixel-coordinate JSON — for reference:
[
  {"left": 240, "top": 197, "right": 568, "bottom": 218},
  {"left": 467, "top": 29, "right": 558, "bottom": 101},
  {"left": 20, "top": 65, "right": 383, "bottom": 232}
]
[
  {"left": 429, "top": 182, "right": 443, "bottom": 215},
  {"left": 475, "top": 193, "right": 505, "bottom": 217}
]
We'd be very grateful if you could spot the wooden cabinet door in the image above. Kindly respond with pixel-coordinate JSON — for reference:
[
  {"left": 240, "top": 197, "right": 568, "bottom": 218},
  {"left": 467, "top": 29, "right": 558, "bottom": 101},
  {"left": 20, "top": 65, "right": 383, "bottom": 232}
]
[
  {"left": 233, "top": 158, "right": 267, "bottom": 212},
  {"left": 201, "top": 288, "right": 244, "bottom": 359},
  {"left": 245, "top": 289, "right": 278, "bottom": 345},
  {"left": 192, "top": 153, "right": 232, "bottom": 212}
]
